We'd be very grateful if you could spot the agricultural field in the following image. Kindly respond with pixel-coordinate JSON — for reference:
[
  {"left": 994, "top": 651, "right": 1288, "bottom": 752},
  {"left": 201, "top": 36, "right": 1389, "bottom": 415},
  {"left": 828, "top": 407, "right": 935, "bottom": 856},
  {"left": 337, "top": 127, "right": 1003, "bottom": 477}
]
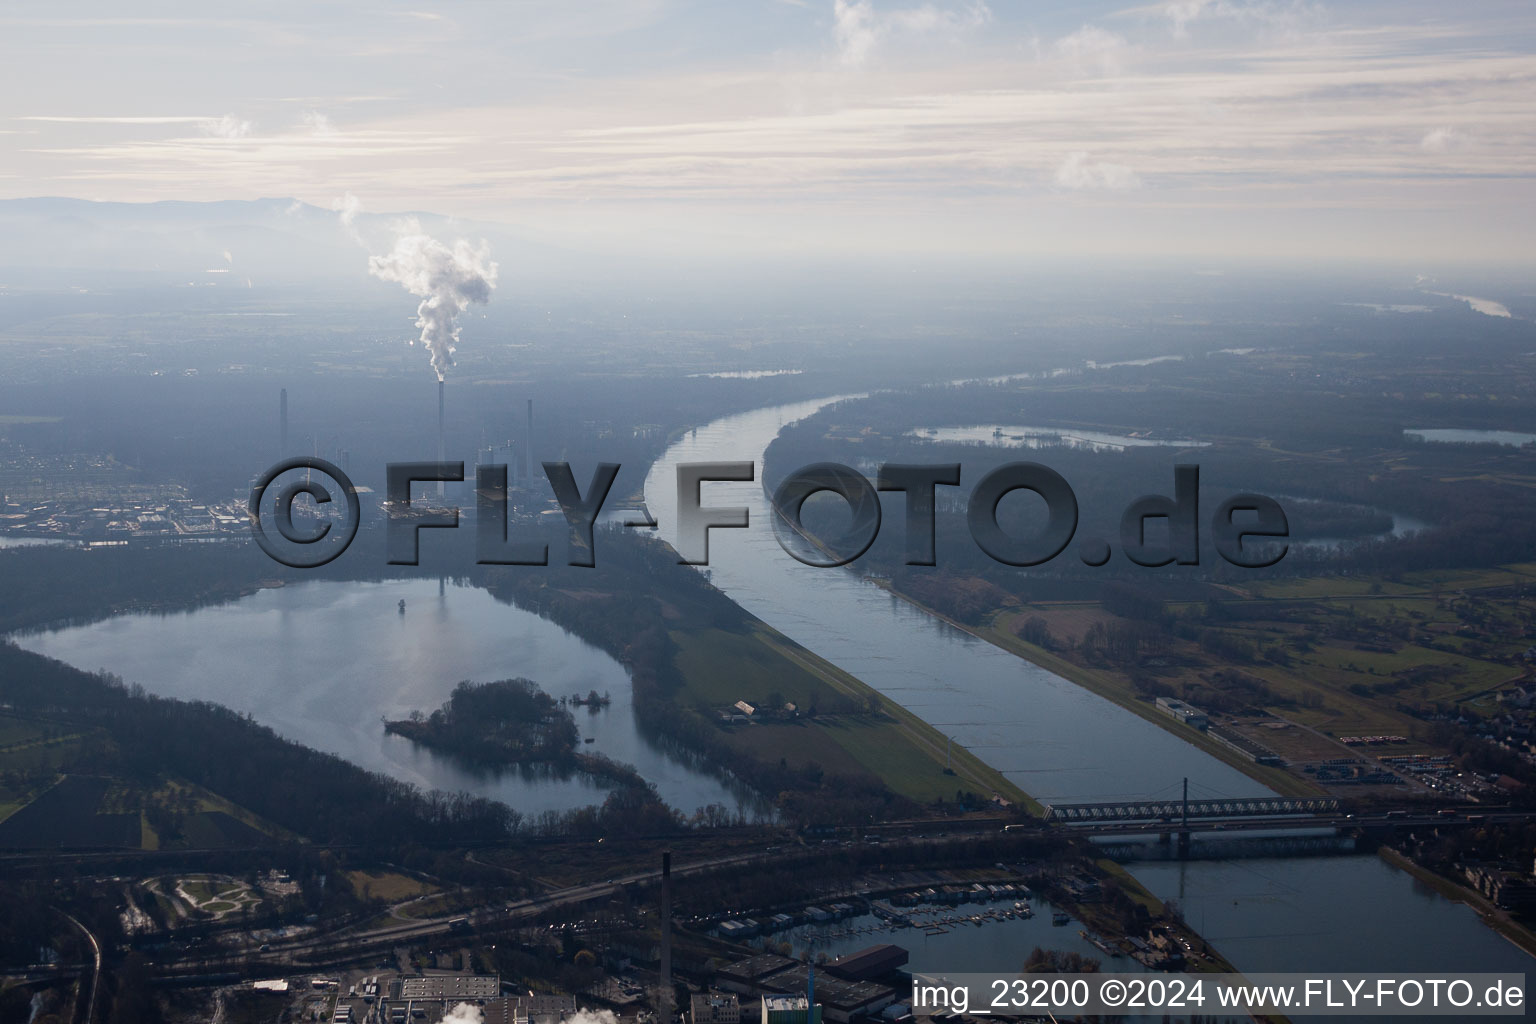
[
  {"left": 975, "top": 562, "right": 1536, "bottom": 797},
  {"left": 346, "top": 870, "right": 438, "bottom": 903},
  {"left": 0, "top": 775, "right": 141, "bottom": 848},
  {"left": 668, "top": 625, "right": 853, "bottom": 711},
  {"left": 669, "top": 624, "right": 1026, "bottom": 807},
  {"left": 0, "top": 731, "right": 287, "bottom": 850}
]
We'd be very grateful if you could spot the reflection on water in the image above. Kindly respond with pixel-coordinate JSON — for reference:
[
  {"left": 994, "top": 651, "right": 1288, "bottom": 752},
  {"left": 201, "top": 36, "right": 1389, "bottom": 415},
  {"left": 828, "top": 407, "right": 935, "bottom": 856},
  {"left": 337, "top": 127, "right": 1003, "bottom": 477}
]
[
  {"left": 1131, "top": 855, "right": 1534, "bottom": 987},
  {"left": 645, "top": 396, "right": 1267, "bottom": 805},
  {"left": 907, "top": 425, "right": 1208, "bottom": 452},
  {"left": 758, "top": 899, "right": 1154, "bottom": 976},
  {"left": 687, "top": 370, "right": 804, "bottom": 379},
  {"left": 646, "top": 394, "right": 1533, "bottom": 977},
  {"left": 1405, "top": 428, "right": 1536, "bottom": 448},
  {"left": 16, "top": 577, "right": 756, "bottom": 818}
]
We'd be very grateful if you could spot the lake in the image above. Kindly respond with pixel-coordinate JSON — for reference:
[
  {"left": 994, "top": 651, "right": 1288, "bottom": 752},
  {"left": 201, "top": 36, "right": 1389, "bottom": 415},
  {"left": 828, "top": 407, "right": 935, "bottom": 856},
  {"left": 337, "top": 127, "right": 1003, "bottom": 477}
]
[{"left": 14, "top": 576, "right": 757, "bottom": 819}]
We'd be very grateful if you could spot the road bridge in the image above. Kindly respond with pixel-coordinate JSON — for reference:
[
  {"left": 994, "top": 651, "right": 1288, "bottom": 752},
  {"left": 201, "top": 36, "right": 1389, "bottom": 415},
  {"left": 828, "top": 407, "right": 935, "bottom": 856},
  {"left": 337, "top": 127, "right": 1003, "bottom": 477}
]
[{"left": 1044, "top": 795, "right": 1339, "bottom": 823}]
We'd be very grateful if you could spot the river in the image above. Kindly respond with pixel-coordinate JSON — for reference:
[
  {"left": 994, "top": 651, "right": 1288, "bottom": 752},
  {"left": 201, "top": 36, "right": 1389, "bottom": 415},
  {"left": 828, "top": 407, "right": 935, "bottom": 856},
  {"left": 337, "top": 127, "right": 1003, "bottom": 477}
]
[
  {"left": 642, "top": 395, "right": 1534, "bottom": 979},
  {"left": 12, "top": 390, "right": 1531, "bottom": 977}
]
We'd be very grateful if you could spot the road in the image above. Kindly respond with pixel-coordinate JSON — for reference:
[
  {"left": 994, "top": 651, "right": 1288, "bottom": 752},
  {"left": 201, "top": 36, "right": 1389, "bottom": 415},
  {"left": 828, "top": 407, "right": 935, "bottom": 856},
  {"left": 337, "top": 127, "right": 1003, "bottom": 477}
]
[
  {"left": 62, "top": 911, "right": 101, "bottom": 1024},
  {"left": 1057, "top": 809, "right": 1530, "bottom": 837}
]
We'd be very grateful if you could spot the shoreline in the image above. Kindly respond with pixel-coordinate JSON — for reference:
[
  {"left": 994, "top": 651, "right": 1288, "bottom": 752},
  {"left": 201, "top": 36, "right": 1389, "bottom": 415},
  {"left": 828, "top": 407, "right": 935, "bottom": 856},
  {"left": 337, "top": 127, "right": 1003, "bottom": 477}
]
[
  {"left": 865, "top": 576, "right": 1319, "bottom": 801},
  {"left": 1376, "top": 846, "right": 1536, "bottom": 961}
]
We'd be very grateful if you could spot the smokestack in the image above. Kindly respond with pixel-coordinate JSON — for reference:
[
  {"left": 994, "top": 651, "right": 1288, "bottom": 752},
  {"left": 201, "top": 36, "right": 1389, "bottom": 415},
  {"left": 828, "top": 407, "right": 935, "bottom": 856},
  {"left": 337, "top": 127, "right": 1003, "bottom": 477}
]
[
  {"left": 659, "top": 851, "right": 672, "bottom": 1024},
  {"left": 437, "top": 379, "right": 446, "bottom": 498},
  {"left": 524, "top": 398, "right": 533, "bottom": 481},
  {"left": 279, "top": 388, "right": 288, "bottom": 454}
]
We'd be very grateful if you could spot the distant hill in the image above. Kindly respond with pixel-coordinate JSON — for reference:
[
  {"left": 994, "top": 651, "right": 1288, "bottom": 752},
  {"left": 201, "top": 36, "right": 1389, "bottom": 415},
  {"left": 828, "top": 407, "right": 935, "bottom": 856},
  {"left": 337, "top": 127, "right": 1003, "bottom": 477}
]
[{"left": 0, "top": 196, "right": 571, "bottom": 291}]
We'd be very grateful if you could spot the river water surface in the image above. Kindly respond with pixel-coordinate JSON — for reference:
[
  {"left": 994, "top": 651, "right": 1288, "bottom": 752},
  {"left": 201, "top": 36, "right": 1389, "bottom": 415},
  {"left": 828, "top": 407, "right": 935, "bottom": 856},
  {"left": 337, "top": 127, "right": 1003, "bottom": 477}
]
[
  {"left": 642, "top": 395, "right": 1534, "bottom": 979},
  {"left": 12, "top": 392, "right": 1532, "bottom": 978}
]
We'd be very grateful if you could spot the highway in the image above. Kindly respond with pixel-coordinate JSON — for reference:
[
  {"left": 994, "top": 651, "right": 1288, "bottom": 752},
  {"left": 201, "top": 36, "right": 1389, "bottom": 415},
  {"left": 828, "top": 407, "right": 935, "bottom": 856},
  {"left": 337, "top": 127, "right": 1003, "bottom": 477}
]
[
  {"left": 13, "top": 807, "right": 1521, "bottom": 977},
  {"left": 1057, "top": 809, "right": 1530, "bottom": 838}
]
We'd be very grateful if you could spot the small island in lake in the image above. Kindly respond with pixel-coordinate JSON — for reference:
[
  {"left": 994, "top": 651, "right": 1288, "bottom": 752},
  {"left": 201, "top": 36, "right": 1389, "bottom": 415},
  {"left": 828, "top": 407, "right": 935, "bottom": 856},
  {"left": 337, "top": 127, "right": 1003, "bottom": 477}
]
[{"left": 384, "top": 678, "right": 642, "bottom": 787}]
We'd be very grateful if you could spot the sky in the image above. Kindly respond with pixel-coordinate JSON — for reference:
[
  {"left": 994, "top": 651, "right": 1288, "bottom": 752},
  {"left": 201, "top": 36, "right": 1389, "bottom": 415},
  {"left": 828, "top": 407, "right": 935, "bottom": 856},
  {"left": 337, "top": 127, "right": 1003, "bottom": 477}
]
[{"left": 3, "top": 1, "right": 1534, "bottom": 267}]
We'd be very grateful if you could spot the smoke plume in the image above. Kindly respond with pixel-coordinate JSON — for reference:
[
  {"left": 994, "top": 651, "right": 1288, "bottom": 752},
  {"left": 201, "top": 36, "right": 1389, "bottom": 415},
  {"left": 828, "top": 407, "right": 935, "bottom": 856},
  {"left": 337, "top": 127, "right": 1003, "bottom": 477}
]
[
  {"left": 441, "top": 1005, "right": 483, "bottom": 1024},
  {"left": 367, "top": 219, "right": 497, "bottom": 381},
  {"left": 566, "top": 1011, "right": 618, "bottom": 1024}
]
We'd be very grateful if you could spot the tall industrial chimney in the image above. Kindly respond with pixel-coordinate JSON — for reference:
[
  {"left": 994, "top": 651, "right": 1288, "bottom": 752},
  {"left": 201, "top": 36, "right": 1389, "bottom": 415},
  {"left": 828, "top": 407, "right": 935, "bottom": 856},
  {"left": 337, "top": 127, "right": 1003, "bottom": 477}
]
[
  {"left": 659, "top": 851, "right": 673, "bottom": 1024},
  {"left": 525, "top": 398, "right": 534, "bottom": 480},
  {"left": 279, "top": 388, "right": 289, "bottom": 455},
  {"left": 437, "top": 379, "right": 446, "bottom": 498}
]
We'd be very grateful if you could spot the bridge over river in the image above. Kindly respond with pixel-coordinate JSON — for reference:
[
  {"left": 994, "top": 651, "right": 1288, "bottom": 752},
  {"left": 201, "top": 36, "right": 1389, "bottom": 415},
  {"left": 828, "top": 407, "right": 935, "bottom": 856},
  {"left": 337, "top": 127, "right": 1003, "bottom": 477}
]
[{"left": 1045, "top": 795, "right": 1339, "bottom": 823}]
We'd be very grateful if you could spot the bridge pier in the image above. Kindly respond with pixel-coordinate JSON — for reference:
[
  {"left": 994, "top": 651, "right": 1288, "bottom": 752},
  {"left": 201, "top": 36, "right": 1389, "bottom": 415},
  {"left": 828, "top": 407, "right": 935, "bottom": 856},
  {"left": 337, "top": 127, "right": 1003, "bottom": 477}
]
[{"left": 1177, "top": 830, "right": 1191, "bottom": 859}]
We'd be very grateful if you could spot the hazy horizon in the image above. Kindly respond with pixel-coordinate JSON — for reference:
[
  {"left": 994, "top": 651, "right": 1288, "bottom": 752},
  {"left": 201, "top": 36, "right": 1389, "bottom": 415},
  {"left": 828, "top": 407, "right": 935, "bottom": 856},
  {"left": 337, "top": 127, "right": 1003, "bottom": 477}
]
[{"left": 3, "top": 0, "right": 1534, "bottom": 270}]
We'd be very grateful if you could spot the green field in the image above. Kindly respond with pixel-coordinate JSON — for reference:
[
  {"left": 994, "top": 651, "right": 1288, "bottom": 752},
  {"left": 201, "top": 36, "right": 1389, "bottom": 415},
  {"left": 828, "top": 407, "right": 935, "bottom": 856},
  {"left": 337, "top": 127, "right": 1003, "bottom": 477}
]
[
  {"left": 347, "top": 869, "right": 439, "bottom": 903},
  {"left": 668, "top": 623, "right": 1032, "bottom": 809},
  {"left": 669, "top": 625, "right": 849, "bottom": 710},
  {"left": 0, "top": 718, "right": 290, "bottom": 850},
  {"left": 889, "top": 559, "right": 1536, "bottom": 796}
]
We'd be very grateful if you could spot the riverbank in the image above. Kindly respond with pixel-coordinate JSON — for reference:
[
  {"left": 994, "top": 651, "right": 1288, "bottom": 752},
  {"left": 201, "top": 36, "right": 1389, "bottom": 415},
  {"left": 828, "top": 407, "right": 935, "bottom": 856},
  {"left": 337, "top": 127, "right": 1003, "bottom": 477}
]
[
  {"left": 750, "top": 627, "right": 1041, "bottom": 814},
  {"left": 477, "top": 538, "right": 1032, "bottom": 818},
  {"left": 869, "top": 578, "right": 1319, "bottom": 801},
  {"left": 1376, "top": 846, "right": 1536, "bottom": 960}
]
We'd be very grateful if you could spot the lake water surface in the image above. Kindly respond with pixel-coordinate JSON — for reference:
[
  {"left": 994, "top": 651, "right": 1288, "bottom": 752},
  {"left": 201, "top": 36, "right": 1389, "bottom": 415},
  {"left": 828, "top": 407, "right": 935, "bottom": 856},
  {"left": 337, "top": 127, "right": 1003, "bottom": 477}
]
[{"left": 16, "top": 577, "right": 755, "bottom": 819}]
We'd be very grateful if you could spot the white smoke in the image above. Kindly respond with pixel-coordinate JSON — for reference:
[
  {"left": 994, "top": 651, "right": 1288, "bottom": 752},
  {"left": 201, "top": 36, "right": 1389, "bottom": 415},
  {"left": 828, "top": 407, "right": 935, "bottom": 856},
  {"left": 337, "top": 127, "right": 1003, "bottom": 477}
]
[
  {"left": 565, "top": 1011, "right": 618, "bottom": 1024},
  {"left": 367, "top": 219, "right": 497, "bottom": 381},
  {"left": 331, "top": 192, "right": 363, "bottom": 227},
  {"left": 441, "top": 1005, "right": 483, "bottom": 1024}
]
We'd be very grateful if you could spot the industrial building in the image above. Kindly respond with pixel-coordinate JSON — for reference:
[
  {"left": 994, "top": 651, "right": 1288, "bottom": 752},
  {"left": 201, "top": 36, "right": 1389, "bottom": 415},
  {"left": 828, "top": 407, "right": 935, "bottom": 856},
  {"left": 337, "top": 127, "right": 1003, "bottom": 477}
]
[
  {"left": 689, "top": 992, "right": 741, "bottom": 1024},
  {"left": 481, "top": 994, "right": 577, "bottom": 1024},
  {"left": 379, "top": 975, "right": 504, "bottom": 1024},
  {"left": 759, "top": 967, "right": 897, "bottom": 1024},
  {"left": 399, "top": 976, "right": 502, "bottom": 1001},
  {"left": 824, "top": 945, "right": 908, "bottom": 983},
  {"left": 1155, "top": 697, "right": 1209, "bottom": 730},
  {"left": 714, "top": 948, "right": 903, "bottom": 1024},
  {"left": 715, "top": 954, "right": 797, "bottom": 995},
  {"left": 762, "top": 996, "right": 822, "bottom": 1024}
]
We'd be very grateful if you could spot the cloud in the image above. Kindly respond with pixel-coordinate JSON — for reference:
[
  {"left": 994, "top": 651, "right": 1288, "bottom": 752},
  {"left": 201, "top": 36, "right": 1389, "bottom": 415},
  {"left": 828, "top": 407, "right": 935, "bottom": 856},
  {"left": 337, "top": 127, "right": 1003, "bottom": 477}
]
[
  {"left": 1052, "top": 25, "right": 1128, "bottom": 74},
  {"left": 832, "top": 0, "right": 990, "bottom": 67},
  {"left": 1160, "top": 0, "right": 1321, "bottom": 38},
  {"left": 20, "top": 115, "right": 214, "bottom": 124},
  {"left": 302, "top": 110, "right": 337, "bottom": 137},
  {"left": 200, "top": 114, "right": 253, "bottom": 139},
  {"left": 1419, "top": 127, "right": 1465, "bottom": 152},
  {"left": 1054, "top": 151, "right": 1141, "bottom": 190},
  {"left": 1164, "top": 0, "right": 1217, "bottom": 35}
]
